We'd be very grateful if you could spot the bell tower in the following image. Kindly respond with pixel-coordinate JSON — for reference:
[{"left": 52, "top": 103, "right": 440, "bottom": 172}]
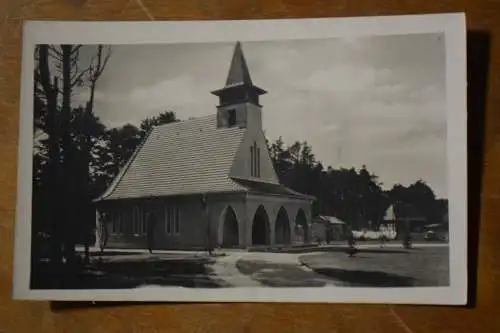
[{"left": 211, "top": 42, "right": 267, "bottom": 129}]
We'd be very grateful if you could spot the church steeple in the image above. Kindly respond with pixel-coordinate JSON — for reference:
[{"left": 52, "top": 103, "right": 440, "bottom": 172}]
[
  {"left": 212, "top": 42, "right": 266, "bottom": 130},
  {"left": 211, "top": 41, "right": 267, "bottom": 108}
]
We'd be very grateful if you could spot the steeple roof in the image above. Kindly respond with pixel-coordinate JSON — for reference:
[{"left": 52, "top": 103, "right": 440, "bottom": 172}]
[
  {"left": 211, "top": 41, "right": 267, "bottom": 98},
  {"left": 225, "top": 41, "right": 253, "bottom": 87}
]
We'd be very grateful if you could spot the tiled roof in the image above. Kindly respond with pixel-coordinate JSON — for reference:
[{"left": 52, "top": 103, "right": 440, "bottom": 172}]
[{"left": 97, "top": 115, "right": 247, "bottom": 201}]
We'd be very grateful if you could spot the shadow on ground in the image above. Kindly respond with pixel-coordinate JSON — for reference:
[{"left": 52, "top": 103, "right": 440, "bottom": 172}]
[
  {"left": 236, "top": 259, "right": 327, "bottom": 287},
  {"left": 299, "top": 246, "right": 449, "bottom": 287},
  {"left": 253, "top": 246, "right": 418, "bottom": 255},
  {"left": 31, "top": 255, "right": 229, "bottom": 290},
  {"left": 313, "top": 268, "right": 415, "bottom": 287}
]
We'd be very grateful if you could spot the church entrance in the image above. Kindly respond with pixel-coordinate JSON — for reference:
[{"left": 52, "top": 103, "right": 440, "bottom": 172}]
[
  {"left": 274, "top": 207, "right": 291, "bottom": 245},
  {"left": 294, "top": 208, "right": 309, "bottom": 244},
  {"left": 252, "top": 205, "right": 270, "bottom": 245},
  {"left": 222, "top": 206, "right": 239, "bottom": 248}
]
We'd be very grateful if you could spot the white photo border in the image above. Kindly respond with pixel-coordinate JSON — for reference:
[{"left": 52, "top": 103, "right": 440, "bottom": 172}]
[{"left": 14, "top": 13, "right": 467, "bottom": 305}]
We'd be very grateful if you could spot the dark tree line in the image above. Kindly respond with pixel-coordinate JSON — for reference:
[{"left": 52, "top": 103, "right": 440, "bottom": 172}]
[{"left": 266, "top": 137, "right": 448, "bottom": 230}]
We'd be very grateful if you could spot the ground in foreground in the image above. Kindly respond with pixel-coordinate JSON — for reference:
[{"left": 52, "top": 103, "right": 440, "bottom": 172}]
[{"left": 298, "top": 246, "right": 449, "bottom": 287}]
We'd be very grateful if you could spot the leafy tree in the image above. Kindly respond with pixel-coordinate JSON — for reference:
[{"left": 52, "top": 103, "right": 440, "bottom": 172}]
[
  {"left": 102, "top": 124, "right": 142, "bottom": 179},
  {"left": 388, "top": 181, "right": 438, "bottom": 219},
  {"left": 140, "top": 110, "right": 178, "bottom": 136}
]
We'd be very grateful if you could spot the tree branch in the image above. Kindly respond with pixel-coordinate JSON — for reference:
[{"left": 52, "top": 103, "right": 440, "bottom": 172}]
[
  {"left": 71, "top": 70, "right": 88, "bottom": 87},
  {"left": 85, "top": 45, "right": 112, "bottom": 113},
  {"left": 48, "top": 45, "right": 63, "bottom": 61},
  {"left": 94, "top": 46, "right": 112, "bottom": 80},
  {"left": 70, "top": 45, "right": 83, "bottom": 56}
]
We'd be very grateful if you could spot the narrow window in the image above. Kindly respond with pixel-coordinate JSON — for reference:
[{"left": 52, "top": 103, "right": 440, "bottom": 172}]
[
  {"left": 254, "top": 142, "right": 257, "bottom": 177},
  {"left": 133, "top": 206, "right": 142, "bottom": 235},
  {"left": 251, "top": 142, "right": 258, "bottom": 178},
  {"left": 250, "top": 146, "right": 254, "bottom": 177},
  {"left": 133, "top": 207, "right": 137, "bottom": 234},
  {"left": 139, "top": 207, "right": 142, "bottom": 234},
  {"left": 138, "top": 207, "right": 142, "bottom": 234},
  {"left": 227, "top": 109, "right": 236, "bottom": 126},
  {"left": 165, "top": 207, "right": 171, "bottom": 235},
  {"left": 170, "top": 207, "right": 174, "bottom": 234},
  {"left": 174, "top": 207, "right": 180, "bottom": 234},
  {"left": 142, "top": 210, "right": 148, "bottom": 234},
  {"left": 117, "top": 211, "right": 122, "bottom": 234},
  {"left": 165, "top": 206, "right": 180, "bottom": 235},
  {"left": 111, "top": 211, "right": 116, "bottom": 234},
  {"left": 132, "top": 209, "right": 136, "bottom": 234},
  {"left": 257, "top": 147, "right": 261, "bottom": 177}
]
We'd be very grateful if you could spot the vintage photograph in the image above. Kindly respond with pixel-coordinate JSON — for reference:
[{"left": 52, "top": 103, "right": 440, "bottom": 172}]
[{"left": 14, "top": 15, "right": 467, "bottom": 304}]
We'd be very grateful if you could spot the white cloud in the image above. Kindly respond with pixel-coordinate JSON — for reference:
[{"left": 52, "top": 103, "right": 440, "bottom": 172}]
[
  {"left": 129, "top": 75, "right": 204, "bottom": 111},
  {"left": 296, "top": 65, "right": 378, "bottom": 94}
]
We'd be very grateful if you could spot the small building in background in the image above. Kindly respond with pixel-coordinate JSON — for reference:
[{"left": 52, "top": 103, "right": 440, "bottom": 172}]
[
  {"left": 311, "top": 215, "right": 346, "bottom": 243},
  {"left": 381, "top": 204, "right": 397, "bottom": 234}
]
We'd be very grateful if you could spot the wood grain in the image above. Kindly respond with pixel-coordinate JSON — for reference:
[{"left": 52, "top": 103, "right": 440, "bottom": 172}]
[{"left": 1, "top": 0, "right": 499, "bottom": 332}]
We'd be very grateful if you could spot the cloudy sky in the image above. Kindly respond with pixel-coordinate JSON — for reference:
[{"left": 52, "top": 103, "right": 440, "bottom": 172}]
[{"left": 74, "top": 34, "right": 447, "bottom": 198}]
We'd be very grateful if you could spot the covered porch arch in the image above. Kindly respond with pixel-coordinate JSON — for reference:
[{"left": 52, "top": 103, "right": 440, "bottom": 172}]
[
  {"left": 294, "top": 208, "right": 309, "bottom": 244},
  {"left": 220, "top": 205, "right": 240, "bottom": 248},
  {"left": 252, "top": 205, "right": 271, "bottom": 245},
  {"left": 274, "top": 206, "right": 291, "bottom": 245}
]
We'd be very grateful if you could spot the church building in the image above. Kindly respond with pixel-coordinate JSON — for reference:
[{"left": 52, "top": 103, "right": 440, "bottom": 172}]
[{"left": 93, "top": 42, "right": 315, "bottom": 250}]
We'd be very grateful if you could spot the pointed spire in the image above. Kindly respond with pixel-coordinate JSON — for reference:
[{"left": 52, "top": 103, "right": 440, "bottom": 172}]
[
  {"left": 225, "top": 41, "right": 253, "bottom": 87},
  {"left": 211, "top": 41, "right": 266, "bottom": 107}
]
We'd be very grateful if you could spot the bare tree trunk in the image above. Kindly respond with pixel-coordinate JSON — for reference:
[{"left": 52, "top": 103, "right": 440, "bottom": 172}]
[
  {"left": 81, "top": 45, "right": 109, "bottom": 262},
  {"left": 98, "top": 212, "right": 109, "bottom": 254},
  {"left": 60, "top": 45, "right": 77, "bottom": 265},
  {"left": 37, "top": 45, "right": 63, "bottom": 269},
  {"left": 82, "top": 108, "right": 92, "bottom": 263}
]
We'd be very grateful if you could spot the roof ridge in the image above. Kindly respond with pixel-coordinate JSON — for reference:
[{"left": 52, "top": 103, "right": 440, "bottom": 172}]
[
  {"left": 229, "top": 175, "right": 279, "bottom": 186},
  {"left": 230, "top": 176, "right": 315, "bottom": 200},
  {"left": 156, "top": 114, "right": 215, "bottom": 130}
]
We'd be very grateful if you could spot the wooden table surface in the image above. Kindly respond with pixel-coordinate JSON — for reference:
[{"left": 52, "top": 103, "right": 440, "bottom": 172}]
[{"left": 0, "top": 1, "right": 499, "bottom": 332}]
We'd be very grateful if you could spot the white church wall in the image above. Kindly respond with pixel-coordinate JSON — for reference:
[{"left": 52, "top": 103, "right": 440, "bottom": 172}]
[{"left": 229, "top": 114, "right": 280, "bottom": 184}]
